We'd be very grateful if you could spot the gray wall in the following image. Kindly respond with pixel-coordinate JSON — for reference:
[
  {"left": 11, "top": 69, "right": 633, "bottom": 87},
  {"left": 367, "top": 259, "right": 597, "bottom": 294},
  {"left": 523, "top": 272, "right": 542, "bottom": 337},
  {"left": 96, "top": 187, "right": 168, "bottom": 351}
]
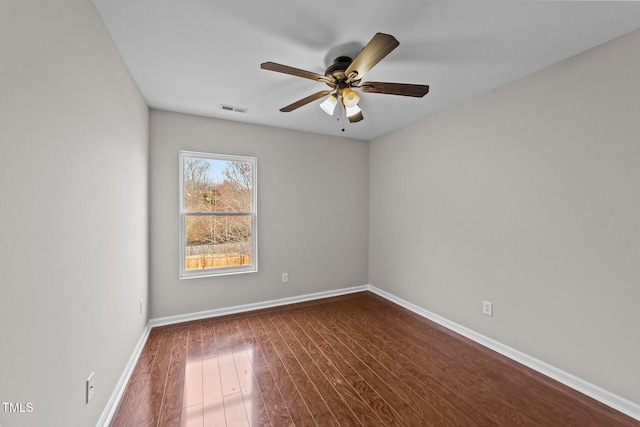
[
  {"left": 370, "top": 29, "right": 640, "bottom": 403},
  {"left": 0, "top": 1, "right": 149, "bottom": 426},
  {"left": 149, "top": 110, "right": 369, "bottom": 318}
]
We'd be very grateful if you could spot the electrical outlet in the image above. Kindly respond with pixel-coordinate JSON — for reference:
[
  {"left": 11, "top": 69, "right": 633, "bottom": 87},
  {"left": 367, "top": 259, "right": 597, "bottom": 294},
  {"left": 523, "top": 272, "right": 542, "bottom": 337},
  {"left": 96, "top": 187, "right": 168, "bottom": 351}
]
[
  {"left": 282, "top": 273, "right": 289, "bottom": 283},
  {"left": 139, "top": 300, "right": 143, "bottom": 315},
  {"left": 483, "top": 300, "right": 493, "bottom": 316},
  {"left": 86, "top": 372, "right": 95, "bottom": 404}
]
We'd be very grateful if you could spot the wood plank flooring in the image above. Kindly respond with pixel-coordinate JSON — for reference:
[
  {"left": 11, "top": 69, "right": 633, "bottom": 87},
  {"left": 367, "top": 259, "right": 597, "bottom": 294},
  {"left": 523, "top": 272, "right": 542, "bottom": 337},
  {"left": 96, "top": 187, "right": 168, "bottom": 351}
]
[{"left": 110, "top": 292, "right": 640, "bottom": 426}]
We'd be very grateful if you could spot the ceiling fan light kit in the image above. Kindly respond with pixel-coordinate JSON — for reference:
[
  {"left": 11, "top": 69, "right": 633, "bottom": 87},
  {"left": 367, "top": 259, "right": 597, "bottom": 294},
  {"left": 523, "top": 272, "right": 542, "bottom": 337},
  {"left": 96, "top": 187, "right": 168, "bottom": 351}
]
[{"left": 260, "top": 32, "right": 430, "bottom": 124}]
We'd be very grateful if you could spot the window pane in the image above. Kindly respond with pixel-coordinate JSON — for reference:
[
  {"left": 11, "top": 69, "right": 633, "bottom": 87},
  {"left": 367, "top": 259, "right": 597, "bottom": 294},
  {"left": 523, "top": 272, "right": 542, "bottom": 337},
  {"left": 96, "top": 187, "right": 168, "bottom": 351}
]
[
  {"left": 183, "top": 157, "right": 253, "bottom": 212},
  {"left": 184, "top": 215, "right": 252, "bottom": 271},
  {"left": 180, "top": 151, "right": 256, "bottom": 278}
]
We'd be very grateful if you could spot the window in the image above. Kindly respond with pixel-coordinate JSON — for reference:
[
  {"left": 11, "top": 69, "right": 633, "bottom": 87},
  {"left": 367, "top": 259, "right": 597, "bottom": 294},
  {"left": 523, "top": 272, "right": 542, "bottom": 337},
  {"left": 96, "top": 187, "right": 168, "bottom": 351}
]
[{"left": 179, "top": 151, "right": 257, "bottom": 278}]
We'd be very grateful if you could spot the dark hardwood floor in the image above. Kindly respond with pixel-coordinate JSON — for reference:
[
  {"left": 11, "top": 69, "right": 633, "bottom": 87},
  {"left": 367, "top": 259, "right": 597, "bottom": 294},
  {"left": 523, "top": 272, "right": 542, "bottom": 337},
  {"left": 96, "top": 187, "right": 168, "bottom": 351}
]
[{"left": 110, "top": 292, "right": 640, "bottom": 426}]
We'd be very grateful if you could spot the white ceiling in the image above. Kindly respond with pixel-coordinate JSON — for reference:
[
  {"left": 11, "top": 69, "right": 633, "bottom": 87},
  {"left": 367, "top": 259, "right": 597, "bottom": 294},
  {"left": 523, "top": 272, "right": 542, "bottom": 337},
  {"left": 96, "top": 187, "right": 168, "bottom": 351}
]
[{"left": 92, "top": 0, "right": 640, "bottom": 141}]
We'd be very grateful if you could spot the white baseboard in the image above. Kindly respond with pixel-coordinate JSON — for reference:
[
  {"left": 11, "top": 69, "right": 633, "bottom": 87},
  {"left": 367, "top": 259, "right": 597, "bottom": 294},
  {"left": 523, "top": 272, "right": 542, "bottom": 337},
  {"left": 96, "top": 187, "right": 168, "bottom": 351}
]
[
  {"left": 97, "top": 323, "right": 151, "bottom": 427},
  {"left": 99, "top": 284, "right": 640, "bottom": 424},
  {"left": 149, "top": 285, "right": 369, "bottom": 328},
  {"left": 367, "top": 285, "right": 640, "bottom": 421}
]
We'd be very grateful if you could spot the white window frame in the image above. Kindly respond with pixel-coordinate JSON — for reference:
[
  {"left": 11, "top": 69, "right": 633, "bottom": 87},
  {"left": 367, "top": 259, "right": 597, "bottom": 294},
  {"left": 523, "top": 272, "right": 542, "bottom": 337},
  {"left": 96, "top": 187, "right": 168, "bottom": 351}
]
[{"left": 179, "top": 150, "right": 257, "bottom": 279}]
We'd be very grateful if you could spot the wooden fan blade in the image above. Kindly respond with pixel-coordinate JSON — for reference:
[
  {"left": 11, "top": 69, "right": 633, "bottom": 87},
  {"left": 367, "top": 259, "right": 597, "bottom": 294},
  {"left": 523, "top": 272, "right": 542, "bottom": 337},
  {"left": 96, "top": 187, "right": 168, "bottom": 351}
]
[
  {"left": 261, "top": 62, "right": 331, "bottom": 83},
  {"left": 280, "top": 90, "right": 332, "bottom": 112},
  {"left": 360, "top": 81, "right": 430, "bottom": 97},
  {"left": 345, "top": 33, "right": 399, "bottom": 83},
  {"left": 348, "top": 111, "right": 364, "bottom": 123}
]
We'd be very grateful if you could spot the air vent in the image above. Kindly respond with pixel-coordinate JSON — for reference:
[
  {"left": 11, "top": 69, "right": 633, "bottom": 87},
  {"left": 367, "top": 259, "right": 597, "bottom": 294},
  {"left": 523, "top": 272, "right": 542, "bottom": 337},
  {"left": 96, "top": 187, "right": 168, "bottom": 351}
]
[{"left": 220, "top": 104, "right": 248, "bottom": 114}]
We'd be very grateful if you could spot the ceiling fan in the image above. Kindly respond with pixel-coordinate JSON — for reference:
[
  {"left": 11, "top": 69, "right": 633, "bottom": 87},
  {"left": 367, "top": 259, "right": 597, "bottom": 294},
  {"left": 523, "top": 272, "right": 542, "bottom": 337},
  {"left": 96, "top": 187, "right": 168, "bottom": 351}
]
[{"left": 260, "top": 33, "right": 429, "bottom": 123}]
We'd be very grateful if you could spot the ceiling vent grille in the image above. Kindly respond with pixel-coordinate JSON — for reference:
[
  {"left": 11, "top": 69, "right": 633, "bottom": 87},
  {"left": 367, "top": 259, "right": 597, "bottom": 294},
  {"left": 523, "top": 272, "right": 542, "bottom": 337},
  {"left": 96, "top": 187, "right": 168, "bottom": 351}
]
[{"left": 220, "top": 104, "right": 248, "bottom": 114}]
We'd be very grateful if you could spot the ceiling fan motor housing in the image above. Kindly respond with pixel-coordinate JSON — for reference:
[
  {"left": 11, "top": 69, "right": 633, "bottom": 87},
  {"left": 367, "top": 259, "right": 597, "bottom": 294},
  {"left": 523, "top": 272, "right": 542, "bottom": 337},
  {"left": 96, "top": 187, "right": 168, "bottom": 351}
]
[{"left": 325, "top": 56, "right": 360, "bottom": 93}]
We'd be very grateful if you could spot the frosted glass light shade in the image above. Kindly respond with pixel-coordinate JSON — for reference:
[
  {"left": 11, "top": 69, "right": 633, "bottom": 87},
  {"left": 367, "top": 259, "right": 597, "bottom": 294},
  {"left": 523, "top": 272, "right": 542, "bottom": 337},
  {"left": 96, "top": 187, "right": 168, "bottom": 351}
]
[
  {"left": 342, "top": 88, "right": 360, "bottom": 107},
  {"left": 320, "top": 95, "right": 338, "bottom": 115},
  {"left": 345, "top": 104, "right": 361, "bottom": 118}
]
